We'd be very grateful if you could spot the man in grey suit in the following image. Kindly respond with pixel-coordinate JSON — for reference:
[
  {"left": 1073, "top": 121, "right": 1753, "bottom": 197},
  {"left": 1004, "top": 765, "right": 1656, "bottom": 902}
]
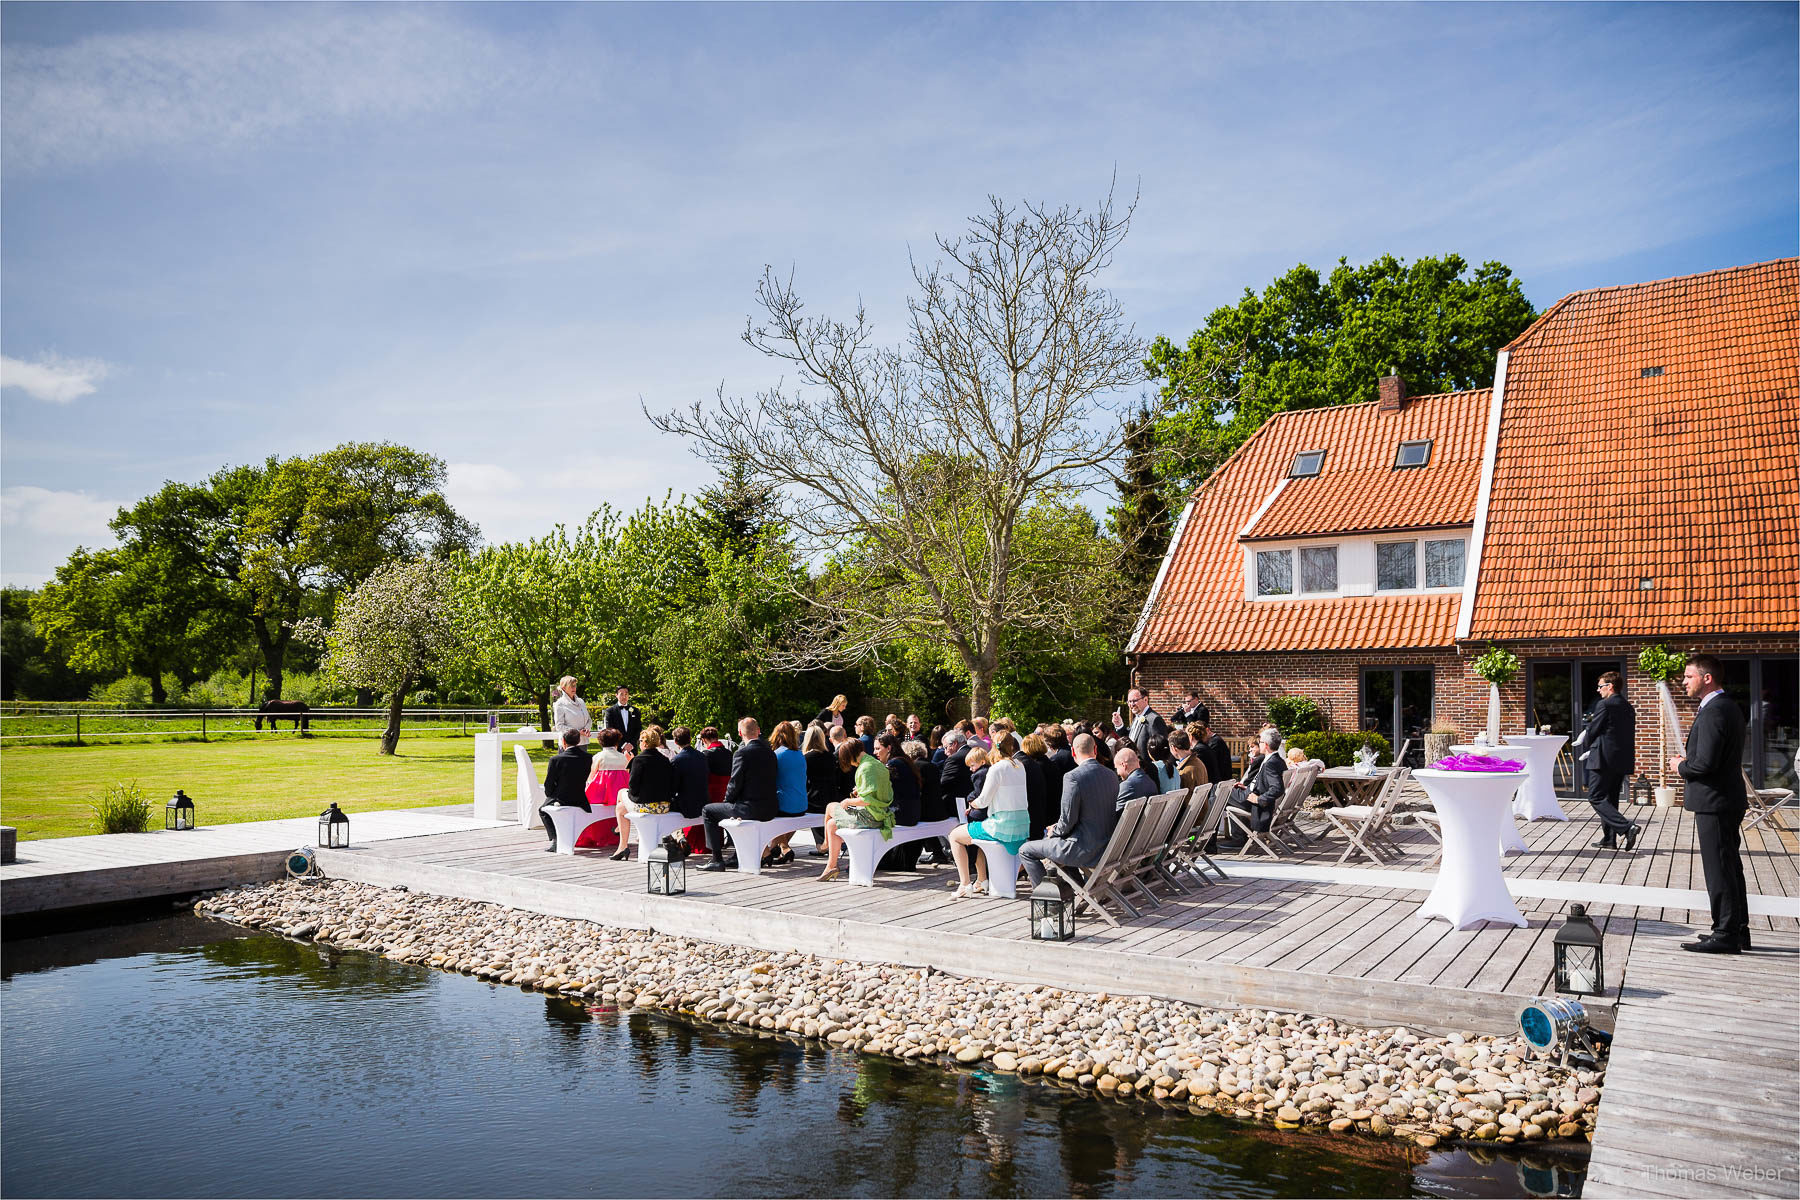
[
  {"left": 1020, "top": 734, "right": 1120, "bottom": 887},
  {"left": 1112, "top": 747, "right": 1159, "bottom": 808},
  {"left": 1117, "top": 687, "right": 1169, "bottom": 763}
]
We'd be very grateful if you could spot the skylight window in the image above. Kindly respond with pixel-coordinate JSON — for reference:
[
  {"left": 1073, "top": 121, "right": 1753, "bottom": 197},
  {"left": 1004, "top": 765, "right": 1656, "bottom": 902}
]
[
  {"left": 1640, "top": 366, "right": 1664, "bottom": 378},
  {"left": 1394, "top": 439, "right": 1433, "bottom": 469},
  {"left": 1289, "top": 450, "right": 1325, "bottom": 478}
]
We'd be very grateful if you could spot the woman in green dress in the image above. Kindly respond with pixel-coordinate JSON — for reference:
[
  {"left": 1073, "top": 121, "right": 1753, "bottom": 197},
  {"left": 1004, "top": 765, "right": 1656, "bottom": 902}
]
[{"left": 818, "top": 739, "right": 893, "bottom": 881}]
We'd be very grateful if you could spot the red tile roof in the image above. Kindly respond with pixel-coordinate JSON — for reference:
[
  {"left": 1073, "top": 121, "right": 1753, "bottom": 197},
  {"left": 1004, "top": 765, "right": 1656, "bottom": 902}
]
[
  {"left": 1133, "top": 390, "right": 1487, "bottom": 654},
  {"left": 1466, "top": 258, "right": 1800, "bottom": 640}
]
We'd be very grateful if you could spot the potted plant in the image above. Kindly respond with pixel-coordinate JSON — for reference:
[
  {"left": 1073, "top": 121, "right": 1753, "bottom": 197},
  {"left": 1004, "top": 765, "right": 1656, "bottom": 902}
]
[
  {"left": 1424, "top": 720, "right": 1458, "bottom": 766},
  {"left": 1472, "top": 645, "right": 1522, "bottom": 745},
  {"left": 1638, "top": 643, "right": 1686, "bottom": 808}
]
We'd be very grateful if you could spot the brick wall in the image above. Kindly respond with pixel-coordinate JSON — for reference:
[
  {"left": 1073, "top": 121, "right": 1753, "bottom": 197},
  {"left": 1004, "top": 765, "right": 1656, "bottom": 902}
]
[{"left": 1136, "top": 633, "right": 1794, "bottom": 782}]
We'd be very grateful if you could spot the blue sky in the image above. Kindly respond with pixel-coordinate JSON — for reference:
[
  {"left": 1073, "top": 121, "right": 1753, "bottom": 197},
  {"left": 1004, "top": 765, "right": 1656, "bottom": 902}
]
[{"left": 3, "top": 1, "right": 1795, "bottom": 587}]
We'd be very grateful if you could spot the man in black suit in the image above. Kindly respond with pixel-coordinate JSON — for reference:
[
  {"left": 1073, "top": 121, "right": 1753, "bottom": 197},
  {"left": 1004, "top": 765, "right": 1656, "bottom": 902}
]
[
  {"left": 1579, "top": 671, "right": 1640, "bottom": 850},
  {"left": 700, "top": 717, "right": 779, "bottom": 871},
  {"left": 1191, "top": 716, "right": 1233, "bottom": 786},
  {"left": 937, "top": 729, "right": 974, "bottom": 807},
  {"left": 539, "top": 730, "right": 592, "bottom": 850},
  {"left": 1118, "top": 687, "right": 1169, "bottom": 763},
  {"left": 1171, "top": 693, "right": 1208, "bottom": 728},
  {"left": 1670, "top": 654, "right": 1751, "bottom": 954},
  {"left": 667, "top": 726, "right": 711, "bottom": 821},
  {"left": 603, "top": 687, "right": 643, "bottom": 750}
]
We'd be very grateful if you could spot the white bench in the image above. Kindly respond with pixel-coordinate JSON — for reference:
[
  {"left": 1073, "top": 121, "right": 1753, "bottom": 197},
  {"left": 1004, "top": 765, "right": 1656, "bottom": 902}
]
[
  {"left": 840, "top": 798, "right": 968, "bottom": 887},
  {"left": 970, "top": 839, "right": 1023, "bottom": 898},
  {"left": 625, "top": 802, "right": 706, "bottom": 859},
  {"left": 518, "top": 745, "right": 615, "bottom": 853},
  {"left": 721, "top": 813, "right": 826, "bottom": 874}
]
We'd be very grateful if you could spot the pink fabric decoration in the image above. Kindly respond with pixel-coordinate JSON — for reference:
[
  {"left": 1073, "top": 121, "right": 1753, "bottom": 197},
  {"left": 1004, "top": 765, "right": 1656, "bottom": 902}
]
[{"left": 1429, "top": 753, "right": 1525, "bottom": 772}]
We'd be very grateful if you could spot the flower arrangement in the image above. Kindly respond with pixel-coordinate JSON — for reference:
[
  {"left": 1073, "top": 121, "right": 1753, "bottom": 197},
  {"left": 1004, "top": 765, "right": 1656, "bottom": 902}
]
[
  {"left": 1472, "top": 645, "right": 1523, "bottom": 687},
  {"left": 1636, "top": 643, "right": 1685, "bottom": 684}
]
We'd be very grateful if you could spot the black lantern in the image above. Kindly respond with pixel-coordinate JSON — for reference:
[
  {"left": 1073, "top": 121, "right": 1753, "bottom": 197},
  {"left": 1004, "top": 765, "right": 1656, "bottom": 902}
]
[
  {"left": 318, "top": 802, "right": 350, "bottom": 849},
  {"left": 1029, "top": 877, "right": 1076, "bottom": 941},
  {"left": 1553, "top": 903, "right": 1604, "bottom": 994},
  {"left": 1630, "top": 774, "right": 1654, "bottom": 806},
  {"left": 165, "top": 789, "right": 196, "bottom": 831},
  {"left": 646, "top": 843, "right": 686, "bottom": 895}
]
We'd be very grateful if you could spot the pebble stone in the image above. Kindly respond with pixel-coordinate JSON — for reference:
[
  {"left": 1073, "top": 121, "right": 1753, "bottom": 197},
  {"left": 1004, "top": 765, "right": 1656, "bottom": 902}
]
[{"left": 194, "top": 879, "right": 1605, "bottom": 1146}]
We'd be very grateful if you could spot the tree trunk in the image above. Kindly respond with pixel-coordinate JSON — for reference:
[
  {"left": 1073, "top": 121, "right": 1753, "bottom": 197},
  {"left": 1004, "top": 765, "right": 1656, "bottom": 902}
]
[
  {"left": 969, "top": 666, "right": 993, "bottom": 721},
  {"left": 148, "top": 672, "right": 168, "bottom": 705},
  {"left": 380, "top": 677, "right": 409, "bottom": 756},
  {"left": 355, "top": 688, "right": 375, "bottom": 707},
  {"left": 537, "top": 695, "right": 552, "bottom": 732},
  {"left": 252, "top": 617, "right": 288, "bottom": 701}
]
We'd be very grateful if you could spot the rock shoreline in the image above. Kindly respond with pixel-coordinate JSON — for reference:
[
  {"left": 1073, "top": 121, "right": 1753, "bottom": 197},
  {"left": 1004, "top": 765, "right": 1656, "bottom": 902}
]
[{"left": 195, "top": 879, "right": 1602, "bottom": 1148}]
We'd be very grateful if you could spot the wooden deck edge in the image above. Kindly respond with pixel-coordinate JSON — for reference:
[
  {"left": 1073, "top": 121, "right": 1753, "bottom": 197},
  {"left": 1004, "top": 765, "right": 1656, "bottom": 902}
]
[
  {"left": 315, "top": 846, "right": 1567, "bottom": 1036},
  {"left": 0, "top": 850, "right": 290, "bottom": 917}
]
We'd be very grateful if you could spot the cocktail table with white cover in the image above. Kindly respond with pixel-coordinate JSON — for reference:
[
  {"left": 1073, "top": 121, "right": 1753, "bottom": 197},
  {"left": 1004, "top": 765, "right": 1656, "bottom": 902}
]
[
  {"left": 1412, "top": 767, "right": 1529, "bottom": 929},
  {"left": 1448, "top": 745, "right": 1532, "bottom": 853},
  {"left": 1500, "top": 733, "right": 1569, "bottom": 821}
]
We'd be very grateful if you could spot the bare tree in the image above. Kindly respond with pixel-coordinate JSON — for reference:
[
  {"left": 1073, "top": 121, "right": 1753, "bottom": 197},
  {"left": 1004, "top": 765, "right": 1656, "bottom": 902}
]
[{"left": 650, "top": 191, "right": 1153, "bottom": 717}]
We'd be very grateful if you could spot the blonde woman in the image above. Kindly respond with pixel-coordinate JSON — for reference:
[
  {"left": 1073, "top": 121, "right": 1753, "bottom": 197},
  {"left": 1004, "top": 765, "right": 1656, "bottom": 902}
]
[
  {"left": 615, "top": 726, "right": 673, "bottom": 862},
  {"left": 551, "top": 676, "right": 590, "bottom": 745},
  {"left": 816, "top": 694, "right": 849, "bottom": 730},
  {"left": 947, "top": 732, "right": 1028, "bottom": 897}
]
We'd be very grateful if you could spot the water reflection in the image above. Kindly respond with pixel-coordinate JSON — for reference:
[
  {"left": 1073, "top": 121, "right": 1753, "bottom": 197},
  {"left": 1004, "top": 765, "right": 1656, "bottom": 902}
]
[{"left": 4, "top": 913, "right": 1581, "bottom": 1199}]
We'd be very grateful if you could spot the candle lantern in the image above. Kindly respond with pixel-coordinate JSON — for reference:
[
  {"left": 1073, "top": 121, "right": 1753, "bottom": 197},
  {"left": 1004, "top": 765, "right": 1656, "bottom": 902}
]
[
  {"left": 646, "top": 843, "right": 686, "bottom": 895},
  {"left": 1029, "top": 877, "right": 1075, "bottom": 941},
  {"left": 1630, "top": 774, "right": 1654, "bottom": 806},
  {"left": 1553, "top": 903, "right": 1604, "bottom": 994},
  {"left": 318, "top": 802, "right": 350, "bottom": 849},
  {"left": 165, "top": 789, "right": 196, "bottom": 831}
]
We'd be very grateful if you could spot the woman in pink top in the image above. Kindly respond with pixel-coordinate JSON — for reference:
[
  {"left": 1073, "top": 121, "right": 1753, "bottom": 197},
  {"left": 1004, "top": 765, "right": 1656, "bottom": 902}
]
[{"left": 578, "top": 728, "right": 631, "bottom": 848}]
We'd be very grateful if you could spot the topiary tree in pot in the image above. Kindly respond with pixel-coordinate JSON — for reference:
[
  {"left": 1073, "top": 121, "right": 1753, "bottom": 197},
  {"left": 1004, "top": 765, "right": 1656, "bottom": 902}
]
[
  {"left": 1472, "top": 645, "right": 1522, "bottom": 745},
  {"left": 1637, "top": 643, "right": 1687, "bottom": 807}
]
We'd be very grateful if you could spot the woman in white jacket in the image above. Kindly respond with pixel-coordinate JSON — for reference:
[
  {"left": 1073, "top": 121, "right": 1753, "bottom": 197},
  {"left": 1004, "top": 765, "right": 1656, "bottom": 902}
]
[
  {"left": 551, "top": 677, "right": 591, "bottom": 745},
  {"left": 946, "top": 732, "right": 1029, "bottom": 898}
]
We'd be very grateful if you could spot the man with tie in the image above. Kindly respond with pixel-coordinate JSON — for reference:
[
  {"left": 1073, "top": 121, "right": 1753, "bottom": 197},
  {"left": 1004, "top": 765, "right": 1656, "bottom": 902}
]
[
  {"left": 1115, "top": 687, "right": 1169, "bottom": 763},
  {"left": 603, "top": 686, "right": 643, "bottom": 751},
  {"left": 1669, "top": 654, "right": 1751, "bottom": 954}
]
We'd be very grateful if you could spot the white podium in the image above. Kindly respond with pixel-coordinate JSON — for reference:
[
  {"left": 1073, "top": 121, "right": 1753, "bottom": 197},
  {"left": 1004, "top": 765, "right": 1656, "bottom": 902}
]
[
  {"left": 1413, "top": 768, "right": 1529, "bottom": 929},
  {"left": 473, "top": 731, "right": 559, "bottom": 826},
  {"left": 1501, "top": 733, "right": 1570, "bottom": 822}
]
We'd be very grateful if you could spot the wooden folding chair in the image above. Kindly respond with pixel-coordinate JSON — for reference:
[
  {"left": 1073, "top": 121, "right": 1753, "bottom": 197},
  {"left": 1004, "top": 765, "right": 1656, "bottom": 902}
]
[
  {"left": 1742, "top": 769, "right": 1797, "bottom": 832},
  {"left": 1414, "top": 807, "right": 1445, "bottom": 868},
  {"left": 1268, "top": 761, "right": 1324, "bottom": 851},
  {"left": 1185, "top": 782, "right": 1234, "bottom": 881},
  {"left": 1150, "top": 786, "right": 1214, "bottom": 893},
  {"left": 1318, "top": 767, "right": 1412, "bottom": 864},
  {"left": 1049, "top": 797, "right": 1148, "bottom": 928},
  {"left": 1117, "top": 793, "right": 1187, "bottom": 908}
]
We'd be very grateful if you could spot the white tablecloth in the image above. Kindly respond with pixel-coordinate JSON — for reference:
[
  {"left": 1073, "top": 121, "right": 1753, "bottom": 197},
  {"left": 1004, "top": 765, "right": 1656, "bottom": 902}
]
[
  {"left": 1502, "top": 733, "right": 1570, "bottom": 821},
  {"left": 1447, "top": 745, "right": 1531, "bottom": 853},
  {"left": 1413, "top": 769, "right": 1529, "bottom": 929}
]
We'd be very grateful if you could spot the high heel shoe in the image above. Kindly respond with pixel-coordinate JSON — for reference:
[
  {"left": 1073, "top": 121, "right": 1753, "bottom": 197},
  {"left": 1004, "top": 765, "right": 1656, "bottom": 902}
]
[
  {"left": 760, "top": 847, "right": 779, "bottom": 869},
  {"left": 816, "top": 865, "right": 840, "bottom": 882},
  {"left": 773, "top": 847, "right": 795, "bottom": 866},
  {"left": 953, "top": 884, "right": 974, "bottom": 899},
  {"left": 609, "top": 847, "right": 632, "bottom": 862}
]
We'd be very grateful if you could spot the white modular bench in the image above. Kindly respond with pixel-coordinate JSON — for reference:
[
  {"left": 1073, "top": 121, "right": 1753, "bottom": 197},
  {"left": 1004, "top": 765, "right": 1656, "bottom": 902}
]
[
  {"left": 625, "top": 802, "right": 706, "bottom": 859},
  {"left": 970, "top": 839, "right": 1024, "bottom": 898},
  {"left": 840, "top": 798, "right": 968, "bottom": 887},
  {"left": 517, "top": 746, "right": 615, "bottom": 853},
  {"left": 720, "top": 814, "right": 827, "bottom": 875}
]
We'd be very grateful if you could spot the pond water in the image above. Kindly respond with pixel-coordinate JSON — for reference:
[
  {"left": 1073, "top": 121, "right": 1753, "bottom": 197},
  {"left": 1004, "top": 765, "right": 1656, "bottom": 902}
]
[{"left": 2, "top": 910, "right": 1584, "bottom": 1198}]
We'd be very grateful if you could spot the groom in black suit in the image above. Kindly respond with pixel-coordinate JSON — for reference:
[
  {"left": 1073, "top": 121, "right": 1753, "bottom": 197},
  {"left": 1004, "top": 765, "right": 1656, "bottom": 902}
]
[{"left": 1669, "top": 654, "right": 1750, "bottom": 954}]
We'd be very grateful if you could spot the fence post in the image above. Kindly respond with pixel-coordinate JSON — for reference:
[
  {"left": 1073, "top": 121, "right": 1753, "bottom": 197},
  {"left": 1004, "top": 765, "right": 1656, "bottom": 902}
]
[
  {"left": 75, "top": 711, "right": 81, "bottom": 745},
  {"left": 201, "top": 711, "right": 208, "bottom": 741}
]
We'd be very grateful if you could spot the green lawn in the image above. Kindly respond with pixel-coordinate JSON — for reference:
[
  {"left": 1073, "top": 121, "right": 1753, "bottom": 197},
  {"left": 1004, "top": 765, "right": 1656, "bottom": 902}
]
[{"left": 0, "top": 735, "right": 549, "bottom": 840}]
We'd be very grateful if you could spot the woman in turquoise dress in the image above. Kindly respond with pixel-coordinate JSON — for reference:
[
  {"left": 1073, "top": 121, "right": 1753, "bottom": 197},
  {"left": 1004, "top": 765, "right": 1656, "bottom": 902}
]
[{"left": 947, "top": 732, "right": 1028, "bottom": 897}]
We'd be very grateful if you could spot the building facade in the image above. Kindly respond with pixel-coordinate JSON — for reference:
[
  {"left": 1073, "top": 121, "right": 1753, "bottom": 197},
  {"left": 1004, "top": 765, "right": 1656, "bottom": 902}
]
[{"left": 1129, "top": 259, "right": 1799, "bottom": 791}]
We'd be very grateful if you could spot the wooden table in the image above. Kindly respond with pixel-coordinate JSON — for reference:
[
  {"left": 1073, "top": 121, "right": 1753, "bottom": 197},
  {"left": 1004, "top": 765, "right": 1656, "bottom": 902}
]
[{"left": 1317, "top": 766, "right": 1392, "bottom": 805}]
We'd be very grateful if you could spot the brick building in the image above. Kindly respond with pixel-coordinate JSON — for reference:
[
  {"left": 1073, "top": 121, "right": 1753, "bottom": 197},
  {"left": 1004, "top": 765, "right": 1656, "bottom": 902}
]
[{"left": 1128, "top": 259, "right": 1799, "bottom": 791}]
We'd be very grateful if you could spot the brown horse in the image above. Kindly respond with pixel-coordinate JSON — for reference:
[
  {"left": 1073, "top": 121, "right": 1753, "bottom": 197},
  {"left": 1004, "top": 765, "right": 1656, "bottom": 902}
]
[{"left": 255, "top": 699, "right": 311, "bottom": 732}]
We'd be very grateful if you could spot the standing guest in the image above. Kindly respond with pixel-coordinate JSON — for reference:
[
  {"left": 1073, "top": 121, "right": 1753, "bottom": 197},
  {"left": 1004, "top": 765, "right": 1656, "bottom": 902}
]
[
  {"left": 1171, "top": 692, "right": 1208, "bottom": 727},
  {"left": 700, "top": 718, "right": 779, "bottom": 872},
  {"left": 539, "top": 729, "right": 593, "bottom": 851},
  {"left": 817, "top": 694, "right": 850, "bottom": 731},
  {"left": 1578, "top": 671, "right": 1640, "bottom": 851},
  {"left": 762, "top": 721, "right": 811, "bottom": 867},
  {"left": 551, "top": 677, "right": 592, "bottom": 746},
  {"left": 817, "top": 740, "right": 893, "bottom": 881},
  {"left": 603, "top": 687, "right": 644, "bottom": 751},
  {"left": 1045, "top": 726, "right": 1076, "bottom": 788},
  {"left": 971, "top": 716, "right": 993, "bottom": 748},
  {"left": 855, "top": 715, "right": 878, "bottom": 754},
  {"left": 1113, "top": 747, "right": 1159, "bottom": 808},
  {"left": 615, "top": 726, "right": 674, "bottom": 862},
  {"left": 1671, "top": 655, "right": 1751, "bottom": 954},
  {"left": 906, "top": 713, "right": 924, "bottom": 741},
  {"left": 700, "top": 727, "right": 734, "bottom": 809},
  {"left": 1019, "top": 734, "right": 1119, "bottom": 887},
  {"left": 1170, "top": 730, "right": 1210, "bottom": 790},
  {"left": 947, "top": 732, "right": 1029, "bottom": 897},
  {"left": 1117, "top": 687, "right": 1170, "bottom": 763},
  {"left": 580, "top": 728, "right": 631, "bottom": 850},
  {"left": 1019, "top": 732, "right": 1058, "bottom": 840}
]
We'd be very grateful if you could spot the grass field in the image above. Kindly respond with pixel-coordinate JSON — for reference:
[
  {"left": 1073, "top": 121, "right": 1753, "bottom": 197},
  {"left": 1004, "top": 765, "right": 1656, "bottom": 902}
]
[{"left": 0, "top": 734, "right": 551, "bottom": 840}]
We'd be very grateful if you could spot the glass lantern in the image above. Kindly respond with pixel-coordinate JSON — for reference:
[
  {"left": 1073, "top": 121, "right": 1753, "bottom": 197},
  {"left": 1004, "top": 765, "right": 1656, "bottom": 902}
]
[
  {"left": 1553, "top": 903, "right": 1604, "bottom": 994},
  {"left": 646, "top": 844, "right": 686, "bottom": 895},
  {"left": 1029, "top": 878, "right": 1075, "bottom": 941},
  {"left": 318, "top": 802, "right": 350, "bottom": 849},
  {"left": 165, "top": 789, "right": 196, "bottom": 831}
]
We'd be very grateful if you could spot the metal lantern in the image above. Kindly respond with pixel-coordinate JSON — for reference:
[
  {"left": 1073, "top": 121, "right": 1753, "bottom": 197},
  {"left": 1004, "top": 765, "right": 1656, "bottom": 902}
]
[
  {"left": 165, "top": 789, "right": 196, "bottom": 831},
  {"left": 318, "top": 802, "right": 350, "bottom": 850},
  {"left": 646, "top": 843, "right": 686, "bottom": 896},
  {"left": 1553, "top": 903, "right": 1604, "bottom": 994},
  {"left": 1029, "top": 877, "right": 1075, "bottom": 941},
  {"left": 1630, "top": 774, "right": 1654, "bottom": 806}
]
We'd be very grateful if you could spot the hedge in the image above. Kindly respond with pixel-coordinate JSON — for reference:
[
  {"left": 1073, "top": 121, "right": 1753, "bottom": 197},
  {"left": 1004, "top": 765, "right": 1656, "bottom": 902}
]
[{"left": 1285, "top": 730, "right": 1393, "bottom": 768}]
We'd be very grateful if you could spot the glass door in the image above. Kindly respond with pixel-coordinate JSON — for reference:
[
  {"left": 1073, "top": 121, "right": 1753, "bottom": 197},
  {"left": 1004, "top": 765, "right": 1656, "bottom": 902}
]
[
  {"left": 1360, "top": 667, "right": 1433, "bottom": 766},
  {"left": 1715, "top": 656, "right": 1799, "bottom": 791},
  {"left": 1528, "top": 660, "right": 1621, "bottom": 794}
]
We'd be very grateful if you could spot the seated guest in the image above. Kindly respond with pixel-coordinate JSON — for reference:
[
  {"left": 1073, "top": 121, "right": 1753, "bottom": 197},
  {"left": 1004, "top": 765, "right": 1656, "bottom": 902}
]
[
  {"left": 539, "top": 729, "right": 593, "bottom": 851},
  {"left": 1113, "top": 747, "right": 1160, "bottom": 808},
  {"left": 763, "top": 721, "right": 810, "bottom": 867},
  {"left": 937, "top": 729, "right": 972, "bottom": 809},
  {"left": 1190, "top": 717, "right": 1233, "bottom": 785},
  {"left": 1020, "top": 732, "right": 1057, "bottom": 840},
  {"left": 615, "top": 726, "right": 674, "bottom": 861},
  {"left": 579, "top": 728, "right": 631, "bottom": 849},
  {"left": 910, "top": 737, "right": 951, "bottom": 865},
  {"left": 947, "top": 732, "right": 1029, "bottom": 897},
  {"left": 1019, "top": 734, "right": 1119, "bottom": 887},
  {"left": 1045, "top": 726, "right": 1076, "bottom": 787},
  {"left": 699, "top": 718, "right": 779, "bottom": 872},
  {"left": 668, "top": 726, "right": 709, "bottom": 819},
  {"left": 1170, "top": 730, "right": 1210, "bottom": 790},
  {"left": 700, "top": 727, "right": 733, "bottom": 809},
  {"left": 927, "top": 725, "right": 948, "bottom": 762},
  {"left": 879, "top": 732, "right": 924, "bottom": 871},
  {"left": 1146, "top": 734, "right": 1179, "bottom": 792},
  {"left": 971, "top": 716, "right": 993, "bottom": 748},
  {"left": 1225, "top": 728, "right": 1286, "bottom": 840},
  {"left": 906, "top": 713, "right": 924, "bottom": 741},
  {"left": 964, "top": 746, "right": 991, "bottom": 805},
  {"left": 803, "top": 723, "right": 838, "bottom": 815},
  {"left": 855, "top": 714, "right": 878, "bottom": 753},
  {"left": 817, "top": 739, "right": 893, "bottom": 881}
]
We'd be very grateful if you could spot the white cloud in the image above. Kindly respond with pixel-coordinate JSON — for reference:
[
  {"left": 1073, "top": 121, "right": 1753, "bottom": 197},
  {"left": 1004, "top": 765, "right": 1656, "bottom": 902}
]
[
  {"left": 1, "top": 354, "right": 110, "bottom": 403},
  {"left": 1, "top": 486, "right": 119, "bottom": 541},
  {"left": 1, "top": 9, "right": 536, "bottom": 172},
  {"left": 446, "top": 462, "right": 523, "bottom": 495}
]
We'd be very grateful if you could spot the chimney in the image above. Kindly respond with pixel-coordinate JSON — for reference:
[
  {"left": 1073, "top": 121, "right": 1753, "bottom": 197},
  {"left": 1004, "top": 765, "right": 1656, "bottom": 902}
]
[{"left": 1377, "top": 369, "right": 1408, "bottom": 413}]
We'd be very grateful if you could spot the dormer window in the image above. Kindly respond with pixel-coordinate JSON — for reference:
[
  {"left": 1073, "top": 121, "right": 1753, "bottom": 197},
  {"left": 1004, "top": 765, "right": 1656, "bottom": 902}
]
[
  {"left": 1394, "top": 439, "right": 1432, "bottom": 469},
  {"left": 1289, "top": 449, "right": 1325, "bottom": 478}
]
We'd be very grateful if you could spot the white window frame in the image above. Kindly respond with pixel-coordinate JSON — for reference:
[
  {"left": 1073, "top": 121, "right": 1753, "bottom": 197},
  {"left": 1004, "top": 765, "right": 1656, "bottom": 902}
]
[
  {"left": 1299, "top": 545, "right": 1339, "bottom": 594},
  {"left": 1423, "top": 536, "right": 1467, "bottom": 589},
  {"left": 1255, "top": 549, "right": 1294, "bottom": 596},
  {"left": 1243, "top": 527, "right": 1472, "bottom": 601}
]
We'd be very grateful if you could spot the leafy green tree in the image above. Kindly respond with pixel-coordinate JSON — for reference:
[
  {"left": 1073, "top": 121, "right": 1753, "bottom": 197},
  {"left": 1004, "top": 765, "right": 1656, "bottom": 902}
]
[
  {"left": 296, "top": 560, "right": 458, "bottom": 754},
  {"left": 30, "top": 544, "right": 235, "bottom": 704},
  {"left": 1147, "top": 254, "right": 1536, "bottom": 494},
  {"left": 0, "top": 588, "right": 108, "bottom": 700}
]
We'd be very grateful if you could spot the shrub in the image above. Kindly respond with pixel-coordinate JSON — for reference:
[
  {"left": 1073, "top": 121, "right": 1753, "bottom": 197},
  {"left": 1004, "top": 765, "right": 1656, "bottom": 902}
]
[
  {"left": 92, "top": 781, "right": 154, "bottom": 834},
  {"left": 1266, "top": 695, "right": 1324, "bottom": 736},
  {"left": 1286, "top": 730, "right": 1392, "bottom": 768},
  {"left": 1637, "top": 643, "right": 1686, "bottom": 684},
  {"left": 1472, "top": 644, "right": 1522, "bottom": 687}
]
